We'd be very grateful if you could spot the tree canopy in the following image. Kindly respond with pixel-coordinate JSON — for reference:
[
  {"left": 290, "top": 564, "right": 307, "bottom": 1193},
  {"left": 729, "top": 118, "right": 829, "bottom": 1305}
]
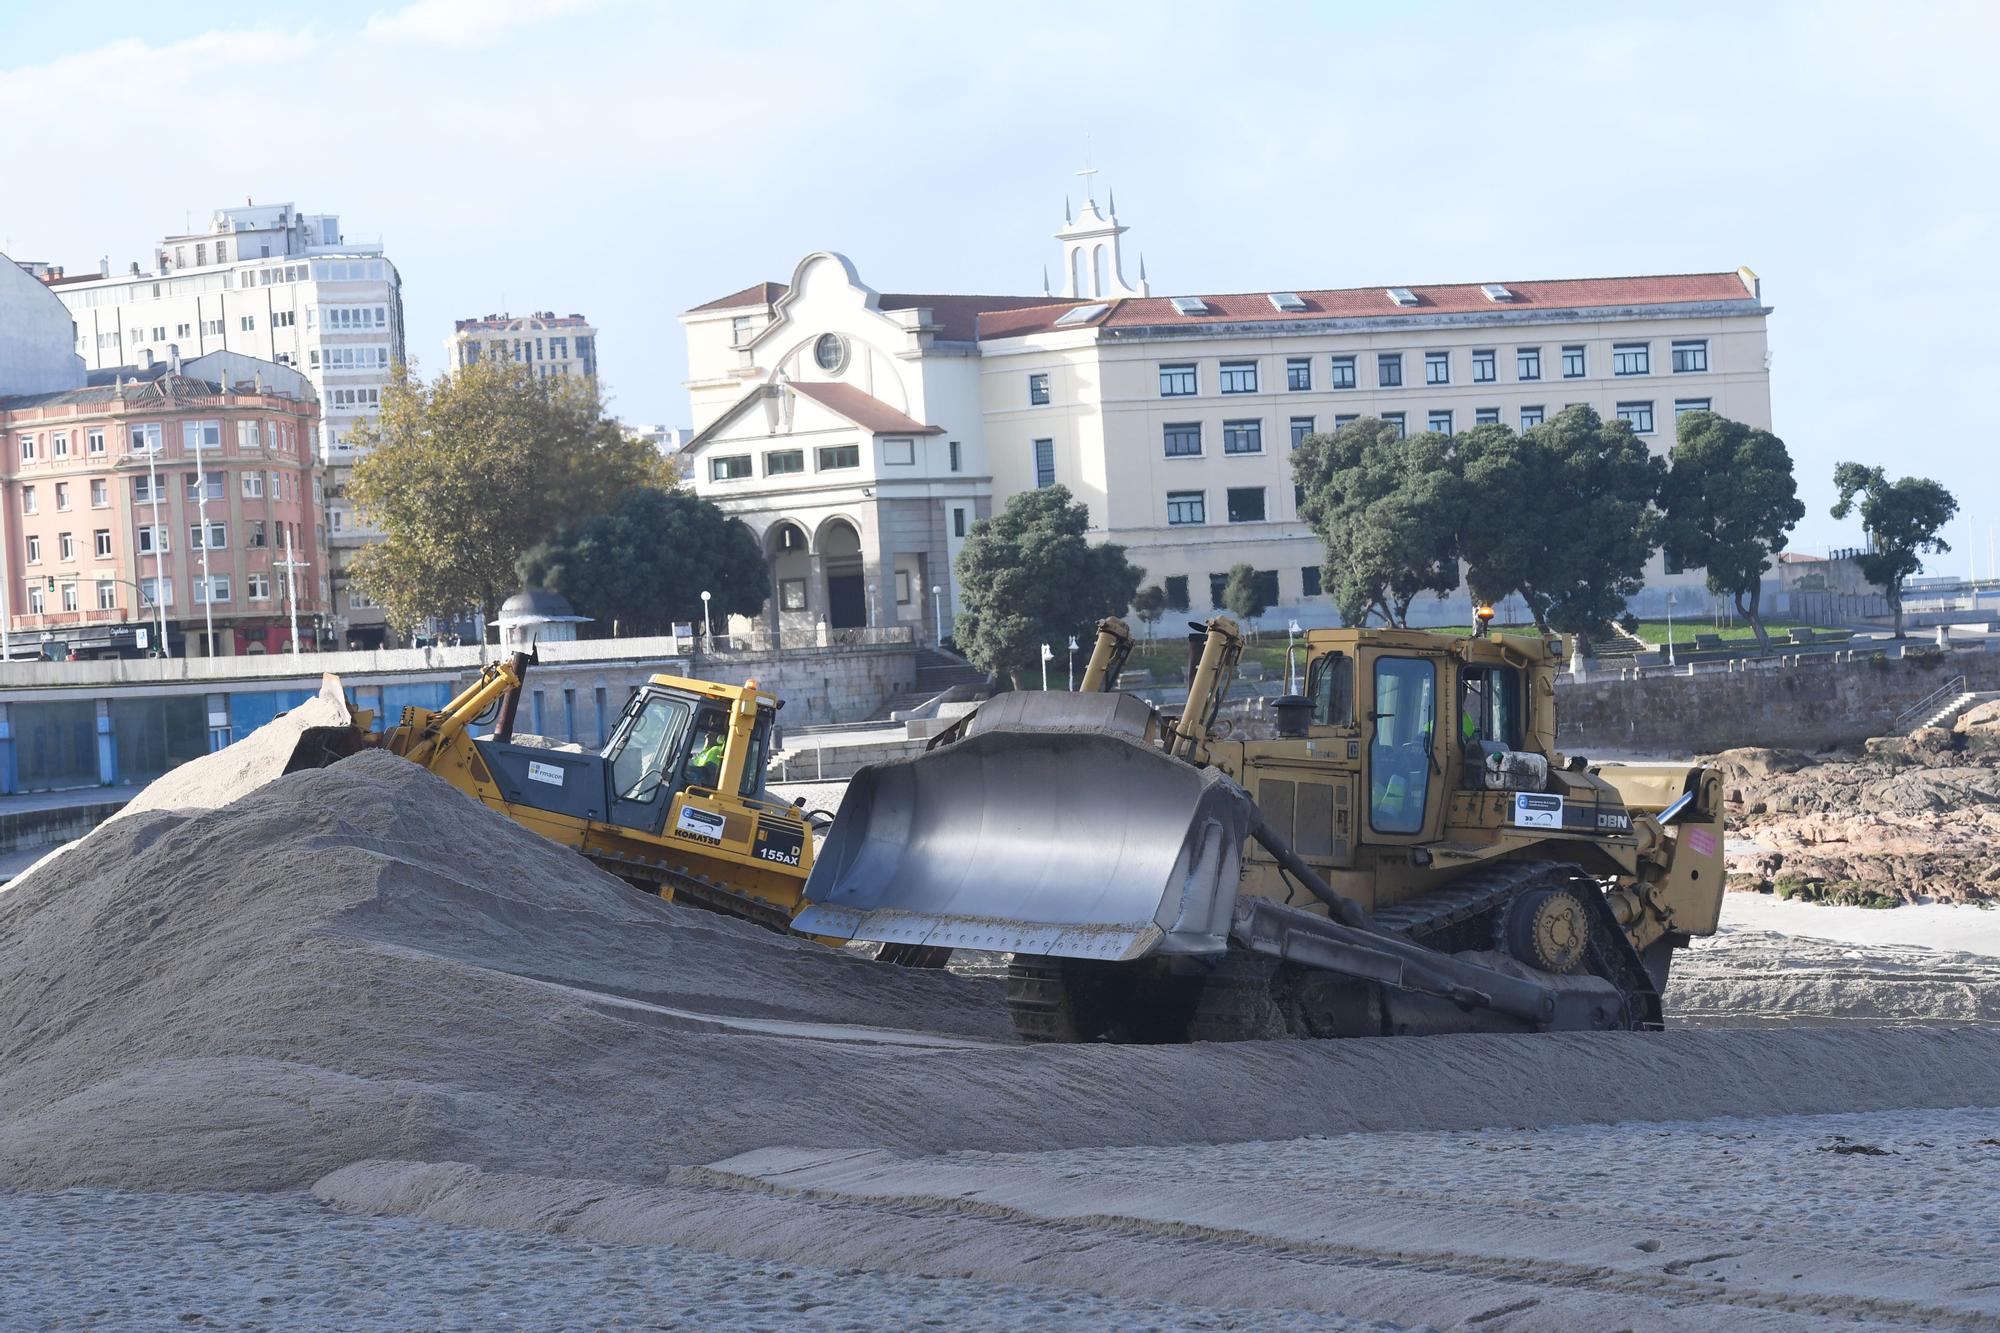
[
  {"left": 516, "top": 487, "right": 768, "bottom": 637},
  {"left": 1658, "top": 411, "right": 1805, "bottom": 653},
  {"left": 1459, "top": 406, "right": 1663, "bottom": 651},
  {"left": 1830, "top": 463, "right": 1958, "bottom": 638},
  {"left": 1222, "top": 563, "right": 1270, "bottom": 629},
  {"left": 953, "top": 485, "right": 1143, "bottom": 685},
  {"left": 346, "top": 361, "right": 664, "bottom": 639},
  {"left": 1293, "top": 418, "right": 1464, "bottom": 626},
  {"left": 1131, "top": 583, "right": 1167, "bottom": 639}
]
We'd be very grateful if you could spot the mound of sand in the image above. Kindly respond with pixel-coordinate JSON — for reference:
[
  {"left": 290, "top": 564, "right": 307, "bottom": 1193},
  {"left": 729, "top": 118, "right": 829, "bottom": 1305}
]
[{"left": 6, "top": 744, "right": 2000, "bottom": 1200}]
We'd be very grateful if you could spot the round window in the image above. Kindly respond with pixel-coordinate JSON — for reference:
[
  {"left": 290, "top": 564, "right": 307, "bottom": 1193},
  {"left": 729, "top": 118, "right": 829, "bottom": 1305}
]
[{"left": 814, "top": 333, "right": 847, "bottom": 373}]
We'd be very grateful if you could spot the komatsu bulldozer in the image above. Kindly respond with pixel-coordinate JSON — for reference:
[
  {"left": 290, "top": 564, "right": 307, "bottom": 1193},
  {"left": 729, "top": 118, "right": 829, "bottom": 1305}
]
[
  {"left": 796, "top": 616, "right": 1726, "bottom": 1041},
  {"left": 281, "top": 649, "right": 814, "bottom": 926}
]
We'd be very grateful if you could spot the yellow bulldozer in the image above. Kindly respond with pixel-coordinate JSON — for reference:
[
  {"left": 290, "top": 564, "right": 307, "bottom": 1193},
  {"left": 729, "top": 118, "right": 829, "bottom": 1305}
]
[
  {"left": 280, "top": 647, "right": 814, "bottom": 926},
  {"left": 797, "top": 615, "right": 1727, "bottom": 1041}
]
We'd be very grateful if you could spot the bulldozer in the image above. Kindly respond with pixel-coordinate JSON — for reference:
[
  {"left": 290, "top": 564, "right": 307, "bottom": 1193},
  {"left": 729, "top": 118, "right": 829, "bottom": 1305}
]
[
  {"left": 277, "top": 647, "right": 814, "bottom": 927},
  {"left": 796, "top": 615, "right": 1726, "bottom": 1041}
]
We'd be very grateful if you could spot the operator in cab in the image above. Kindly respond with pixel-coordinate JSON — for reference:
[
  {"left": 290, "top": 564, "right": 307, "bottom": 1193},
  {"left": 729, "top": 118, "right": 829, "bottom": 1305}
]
[{"left": 687, "top": 726, "right": 727, "bottom": 788}]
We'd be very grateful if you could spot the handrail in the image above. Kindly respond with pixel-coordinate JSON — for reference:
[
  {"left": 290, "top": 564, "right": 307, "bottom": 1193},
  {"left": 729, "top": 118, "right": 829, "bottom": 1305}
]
[{"left": 1893, "top": 674, "right": 1967, "bottom": 733}]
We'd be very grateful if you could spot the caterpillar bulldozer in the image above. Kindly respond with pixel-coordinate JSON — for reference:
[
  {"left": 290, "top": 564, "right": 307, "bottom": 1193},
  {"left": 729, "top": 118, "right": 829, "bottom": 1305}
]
[
  {"left": 796, "top": 616, "right": 1727, "bottom": 1041},
  {"left": 273, "top": 649, "right": 814, "bottom": 926}
]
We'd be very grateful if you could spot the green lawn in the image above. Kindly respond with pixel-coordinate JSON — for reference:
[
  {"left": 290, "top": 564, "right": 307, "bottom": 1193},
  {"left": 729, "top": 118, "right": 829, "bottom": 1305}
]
[{"left": 1628, "top": 617, "right": 1838, "bottom": 649}]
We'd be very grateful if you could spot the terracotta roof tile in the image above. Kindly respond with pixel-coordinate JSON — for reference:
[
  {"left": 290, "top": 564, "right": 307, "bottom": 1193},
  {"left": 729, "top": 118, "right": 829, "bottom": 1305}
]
[
  {"left": 789, "top": 380, "right": 942, "bottom": 435},
  {"left": 689, "top": 281, "right": 788, "bottom": 313},
  {"left": 875, "top": 294, "right": 1059, "bottom": 342}
]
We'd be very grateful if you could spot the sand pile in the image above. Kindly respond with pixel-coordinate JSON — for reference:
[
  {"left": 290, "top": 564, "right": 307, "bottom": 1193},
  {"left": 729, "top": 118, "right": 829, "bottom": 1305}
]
[
  {"left": 1714, "top": 743, "right": 2000, "bottom": 905},
  {"left": 5, "top": 743, "right": 2000, "bottom": 1202}
]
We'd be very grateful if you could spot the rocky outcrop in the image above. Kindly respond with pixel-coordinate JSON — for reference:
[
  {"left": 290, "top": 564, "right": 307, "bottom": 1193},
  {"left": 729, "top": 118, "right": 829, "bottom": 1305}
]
[{"left": 1712, "top": 737, "right": 2000, "bottom": 907}]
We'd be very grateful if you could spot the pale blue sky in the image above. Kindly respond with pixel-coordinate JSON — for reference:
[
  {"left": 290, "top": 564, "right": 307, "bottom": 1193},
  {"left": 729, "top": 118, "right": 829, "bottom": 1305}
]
[{"left": 3, "top": 0, "right": 1993, "bottom": 560}]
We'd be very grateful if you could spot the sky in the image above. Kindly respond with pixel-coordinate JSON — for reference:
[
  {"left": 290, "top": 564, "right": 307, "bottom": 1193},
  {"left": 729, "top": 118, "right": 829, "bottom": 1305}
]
[{"left": 1, "top": 0, "right": 1993, "bottom": 562}]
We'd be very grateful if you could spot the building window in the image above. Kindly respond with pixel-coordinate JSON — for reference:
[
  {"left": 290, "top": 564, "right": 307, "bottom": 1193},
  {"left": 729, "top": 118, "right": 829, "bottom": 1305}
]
[
  {"left": 1207, "top": 574, "right": 1229, "bottom": 609},
  {"left": 1226, "top": 487, "right": 1267, "bottom": 523},
  {"left": 1517, "top": 347, "right": 1542, "bottom": 381},
  {"left": 249, "top": 521, "right": 267, "bottom": 549},
  {"left": 21, "top": 486, "right": 35, "bottom": 514},
  {"left": 1612, "top": 343, "right": 1650, "bottom": 376},
  {"left": 194, "top": 576, "right": 232, "bottom": 604},
  {"left": 1029, "top": 437, "right": 1059, "bottom": 488},
  {"left": 243, "top": 472, "right": 265, "bottom": 497},
  {"left": 1333, "top": 414, "right": 1359, "bottom": 430},
  {"left": 881, "top": 437, "right": 915, "bottom": 466},
  {"left": 54, "top": 482, "right": 70, "bottom": 511},
  {"left": 27, "top": 588, "right": 42, "bottom": 614},
  {"left": 1159, "top": 363, "right": 1198, "bottom": 397},
  {"left": 1163, "top": 423, "right": 1203, "bottom": 458},
  {"left": 1616, "top": 401, "right": 1656, "bottom": 434},
  {"left": 52, "top": 433, "right": 69, "bottom": 459},
  {"left": 1163, "top": 575, "right": 1189, "bottom": 610},
  {"left": 764, "top": 449, "right": 804, "bottom": 476},
  {"left": 1167, "top": 491, "right": 1206, "bottom": 525},
  {"left": 1330, "top": 355, "right": 1356, "bottom": 390},
  {"left": 952, "top": 507, "right": 967, "bottom": 538},
  {"left": 1286, "top": 358, "right": 1312, "bottom": 391},
  {"left": 731, "top": 315, "right": 753, "bottom": 346},
  {"left": 190, "top": 523, "right": 228, "bottom": 550},
  {"left": 948, "top": 440, "right": 962, "bottom": 472},
  {"left": 248, "top": 574, "right": 272, "bottom": 600},
  {"left": 59, "top": 582, "right": 77, "bottom": 612},
  {"left": 710, "top": 454, "right": 753, "bottom": 481},
  {"left": 58, "top": 532, "right": 75, "bottom": 561},
  {"left": 1301, "top": 565, "right": 1323, "bottom": 597},
  {"left": 1520, "top": 405, "right": 1545, "bottom": 429},
  {"left": 817, "top": 444, "right": 861, "bottom": 471},
  {"left": 96, "top": 580, "right": 117, "bottom": 610},
  {"left": 236, "top": 420, "right": 263, "bottom": 449},
  {"left": 1562, "top": 345, "right": 1586, "bottom": 378},
  {"left": 240, "top": 315, "right": 256, "bottom": 332},
  {"left": 25, "top": 535, "right": 41, "bottom": 563},
  {"left": 182, "top": 420, "right": 222, "bottom": 450},
  {"left": 1674, "top": 397, "right": 1713, "bottom": 418},
  {"left": 1425, "top": 351, "right": 1450, "bottom": 385},
  {"left": 1473, "top": 407, "right": 1499, "bottom": 426},
  {"left": 18, "top": 434, "right": 34, "bottom": 462},
  {"left": 1028, "top": 373, "right": 1050, "bottom": 405},
  {"left": 1222, "top": 421, "right": 1263, "bottom": 455},
  {"left": 1471, "top": 349, "right": 1496, "bottom": 383},
  {"left": 1382, "top": 412, "right": 1406, "bottom": 438},
  {"left": 183, "top": 472, "right": 224, "bottom": 501},
  {"left": 86, "top": 429, "right": 105, "bottom": 456},
  {"left": 1219, "top": 360, "right": 1259, "bottom": 394},
  {"left": 90, "top": 479, "right": 108, "bottom": 508},
  {"left": 1672, "top": 339, "right": 1709, "bottom": 373},
  {"left": 1428, "top": 410, "right": 1453, "bottom": 436},
  {"left": 129, "top": 423, "right": 162, "bottom": 454},
  {"left": 92, "top": 528, "right": 113, "bottom": 559},
  {"left": 1377, "top": 353, "right": 1403, "bottom": 388},
  {"left": 1290, "top": 416, "right": 1314, "bottom": 448},
  {"left": 203, "top": 319, "right": 224, "bottom": 337},
  {"left": 779, "top": 579, "right": 806, "bottom": 611}
]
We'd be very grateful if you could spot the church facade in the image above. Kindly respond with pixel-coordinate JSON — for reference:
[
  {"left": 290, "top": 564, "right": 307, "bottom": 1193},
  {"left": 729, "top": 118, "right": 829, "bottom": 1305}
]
[{"left": 680, "top": 194, "right": 1771, "bottom": 644}]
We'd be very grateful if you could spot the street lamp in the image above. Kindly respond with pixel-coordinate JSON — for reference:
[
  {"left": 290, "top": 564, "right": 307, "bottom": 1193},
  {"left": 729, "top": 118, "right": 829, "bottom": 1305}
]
[
  {"left": 1067, "top": 634, "right": 1079, "bottom": 691},
  {"left": 1040, "top": 641, "right": 1053, "bottom": 691},
  {"left": 1286, "top": 619, "right": 1302, "bottom": 692},
  {"left": 930, "top": 584, "right": 943, "bottom": 647},
  {"left": 699, "top": 589, "right": 712, "bottom": 650},
  {"left": 1666, "top": 591, "right": 1678, "bottom": 668}
]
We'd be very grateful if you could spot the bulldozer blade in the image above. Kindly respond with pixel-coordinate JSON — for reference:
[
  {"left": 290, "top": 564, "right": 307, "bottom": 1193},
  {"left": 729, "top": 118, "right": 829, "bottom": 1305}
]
[{"left": 793, "top": 726, "right": 1254, "bottom": 962}]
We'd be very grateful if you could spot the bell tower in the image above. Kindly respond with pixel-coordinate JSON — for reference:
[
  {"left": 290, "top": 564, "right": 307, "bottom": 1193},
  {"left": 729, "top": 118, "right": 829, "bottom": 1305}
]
[{"left": 1056, "top": 167, "right": 1148, "bottom": 300}]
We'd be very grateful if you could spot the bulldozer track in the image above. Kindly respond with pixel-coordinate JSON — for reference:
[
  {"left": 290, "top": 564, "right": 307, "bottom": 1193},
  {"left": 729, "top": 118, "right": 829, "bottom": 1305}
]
[
  {"left": 587, "top": 851, "right": 796, "bottom": 934},
  {"left": 1005, "top": 958, "right": 1087, "bottom": 1043}
]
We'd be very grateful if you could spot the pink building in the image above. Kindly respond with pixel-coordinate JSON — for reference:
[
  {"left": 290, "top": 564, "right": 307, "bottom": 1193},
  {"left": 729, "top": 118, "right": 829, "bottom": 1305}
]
[{"left": 0, "top": 355, "right": 327, "bottom": 656}]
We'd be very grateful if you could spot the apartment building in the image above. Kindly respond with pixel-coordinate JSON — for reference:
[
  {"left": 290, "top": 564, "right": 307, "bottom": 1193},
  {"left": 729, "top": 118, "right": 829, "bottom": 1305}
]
[
  {"left": 42, "top": 202, "right": 404, "bottom": 646},
  {"left": 445, "top": 312, "right": 598, "bottom": 380},
  {"left": 680, "top": 195, "right": 1772, "bottom": 637}
]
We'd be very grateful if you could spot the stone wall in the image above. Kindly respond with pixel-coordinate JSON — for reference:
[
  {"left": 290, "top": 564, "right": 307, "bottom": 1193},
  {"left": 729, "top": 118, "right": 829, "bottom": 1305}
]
[{"left": 1557, "top": 647, "right": 2000, "bottom": 756}]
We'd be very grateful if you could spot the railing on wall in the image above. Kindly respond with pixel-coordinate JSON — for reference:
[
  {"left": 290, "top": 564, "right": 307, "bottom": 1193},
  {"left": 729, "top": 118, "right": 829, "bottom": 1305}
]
[{"left": 1892, "top": 674, "right": 1967, "bottom": 733}]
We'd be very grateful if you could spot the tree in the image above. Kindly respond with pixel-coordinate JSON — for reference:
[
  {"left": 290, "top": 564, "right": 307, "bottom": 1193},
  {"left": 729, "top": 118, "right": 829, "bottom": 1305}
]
[
  {"left": 1657, "top": 411, "right": 1806, "bottom": 655},
  {"left": 954, "top": 485, "right": 1143, "bottom": 686},
  {"left": 1221, "top": 563, "right": 1269, "bottom": 634},
  {"left": 347, "top": 361, "right": 661, "bottom": 640},
  {"left": 1459, "top": 406, "right": 1663, "bottom": 654},
  {"left": 1294, "top": 418, "right": 1464, "bottom": 627},
  {"left": 1131, "top": 583, "right": 1167, "bottom": 640},
  {"left": 517, "top": 488, "right": 768, "bottom": 637},
  {"left": 1830, "top": 463, "right": 1958, "bottom": 639}
]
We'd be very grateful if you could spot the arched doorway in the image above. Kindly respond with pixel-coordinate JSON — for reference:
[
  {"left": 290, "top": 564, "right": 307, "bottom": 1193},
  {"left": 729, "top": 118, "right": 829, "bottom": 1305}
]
[
  {"left": 818, "top": 518, "right": 867, "bottom": 629},
  {"left": 765, "top": 520, "right": 813, "bottom": 645}
]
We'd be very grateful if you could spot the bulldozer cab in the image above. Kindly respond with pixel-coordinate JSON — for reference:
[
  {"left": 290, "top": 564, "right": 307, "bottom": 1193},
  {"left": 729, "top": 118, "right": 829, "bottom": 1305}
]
[{"left": 602, "top": 683, "right": 772, "bottom": 835}]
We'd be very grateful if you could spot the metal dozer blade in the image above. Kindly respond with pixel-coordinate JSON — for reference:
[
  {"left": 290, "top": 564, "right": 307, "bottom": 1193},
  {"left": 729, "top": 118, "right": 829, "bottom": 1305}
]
[{"left": 794, "top": 692, "right": 1256, "bottom": 962}]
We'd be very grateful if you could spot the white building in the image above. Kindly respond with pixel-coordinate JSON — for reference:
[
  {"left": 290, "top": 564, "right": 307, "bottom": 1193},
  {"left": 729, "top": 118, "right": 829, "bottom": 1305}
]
[
  {"left": 45, "top": 202, "right": 406, "bottom": 646},
  {"left": 680, "top": 194, "right": 1772, "bottom": 641},
  {"left": 444, "top": 312, "right": 598, "bottom": 381}
]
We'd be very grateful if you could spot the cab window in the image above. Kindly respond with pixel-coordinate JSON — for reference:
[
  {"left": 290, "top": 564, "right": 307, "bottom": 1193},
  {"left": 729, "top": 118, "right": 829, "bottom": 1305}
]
[
  {"left": 682, "top": 708, "right": 730, "bottom": 789},
  {"left": 1308, "top": 652, "right": 1355, "bottom": 727},
  {"left": 606, "top": 693, "right": 691, "bottom": 801},
  {"left": 1460, "top": 665, "right": 1522, "bottom": 751},
  {"left": 1369, "top": 656, "right": 1436, "bottom": 835}
]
